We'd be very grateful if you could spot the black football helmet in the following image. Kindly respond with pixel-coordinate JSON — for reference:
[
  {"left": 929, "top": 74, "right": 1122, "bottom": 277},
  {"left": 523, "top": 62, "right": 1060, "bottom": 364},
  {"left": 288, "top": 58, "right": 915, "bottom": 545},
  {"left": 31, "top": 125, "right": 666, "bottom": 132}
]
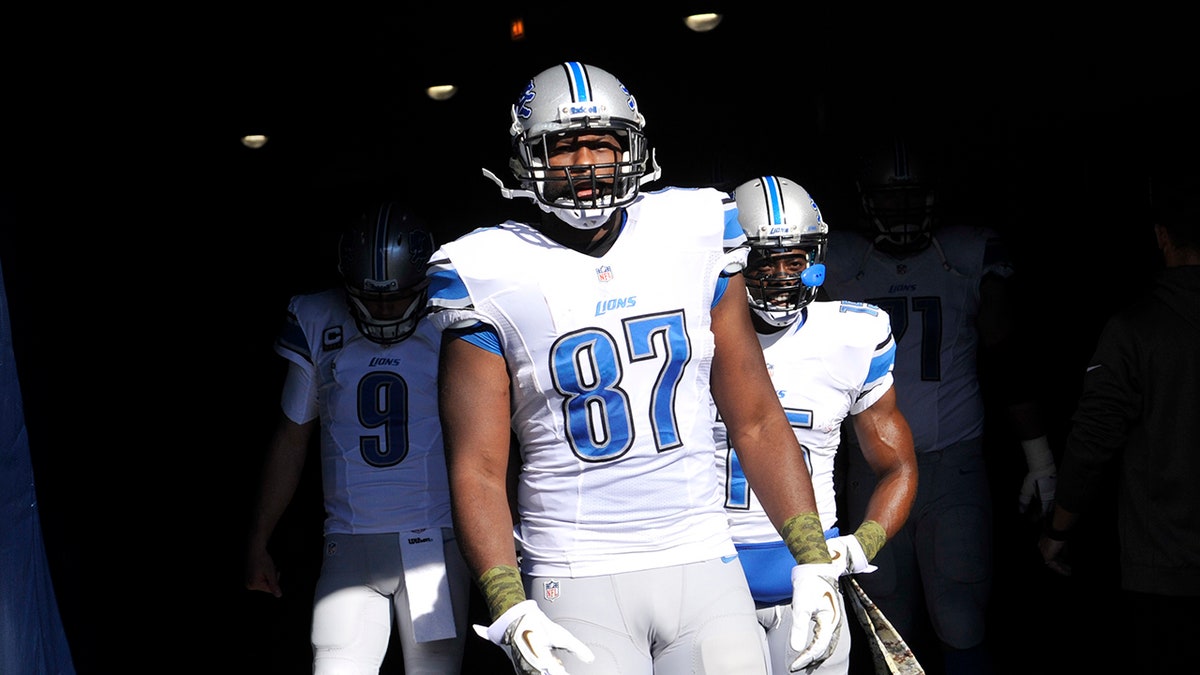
[
  {"left": 857, "top": 138, "right": 936, "bottom": 255},
  {"left": 337, "top": 202, "right": 435, "bottom": 344}
]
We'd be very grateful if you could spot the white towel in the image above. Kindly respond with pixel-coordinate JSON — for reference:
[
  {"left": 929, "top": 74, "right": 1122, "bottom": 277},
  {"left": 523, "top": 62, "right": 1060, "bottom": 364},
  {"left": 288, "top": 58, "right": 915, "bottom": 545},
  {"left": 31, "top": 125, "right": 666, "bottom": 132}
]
[{"left": 400, "top": 528, "right": 457, "bottom": 642}]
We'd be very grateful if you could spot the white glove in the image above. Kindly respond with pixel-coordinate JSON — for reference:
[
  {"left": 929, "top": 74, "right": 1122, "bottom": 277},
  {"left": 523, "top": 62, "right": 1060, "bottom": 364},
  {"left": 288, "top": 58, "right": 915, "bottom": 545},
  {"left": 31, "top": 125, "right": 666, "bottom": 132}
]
[
  {"left": 1019, "top": 436, "right": 1057, "bottom": 516},
  {"left": 474, "top": 599, "right": 595, "bottom": 675},
  {"left": 825, "top": 535, "right": 878, "bottom": 576},
  {"left": 788, "top": 562, "right": 843, "bottom": 672}
]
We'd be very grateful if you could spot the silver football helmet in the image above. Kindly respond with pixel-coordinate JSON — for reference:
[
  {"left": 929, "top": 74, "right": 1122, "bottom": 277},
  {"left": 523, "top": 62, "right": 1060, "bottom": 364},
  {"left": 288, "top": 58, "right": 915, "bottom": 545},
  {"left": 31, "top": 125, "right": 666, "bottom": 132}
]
[
  {"left": 735, "top": 176, "right": 828, "bottom": 328},
  {"left": 482, "top": 61, "right": 661, "bottom": 230},
  {"left": 857, "top": 138, "right": 936, "bottom": 255},
  {"left": 338, "top": 202, "right": 435, "bottom": 344}
]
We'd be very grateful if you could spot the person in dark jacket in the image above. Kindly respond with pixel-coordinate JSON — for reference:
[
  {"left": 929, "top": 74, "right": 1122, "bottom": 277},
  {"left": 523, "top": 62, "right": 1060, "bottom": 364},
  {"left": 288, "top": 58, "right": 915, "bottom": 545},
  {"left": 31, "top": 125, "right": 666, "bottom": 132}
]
[{"left": 1038, "top": 169, "right": 1200, "bottom": 675}]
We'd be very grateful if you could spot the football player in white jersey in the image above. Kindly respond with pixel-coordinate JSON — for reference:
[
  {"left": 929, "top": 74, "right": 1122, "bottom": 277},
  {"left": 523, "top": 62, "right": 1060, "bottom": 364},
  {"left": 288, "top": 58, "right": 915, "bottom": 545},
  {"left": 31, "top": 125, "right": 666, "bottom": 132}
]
[
  {"left": 426, "top": 62, "right": 844, "bottom": 675},
  {"left": 244, "top": 202, "right": 470, "bottom": 675},
  {"left": 822, "top": 138, "right": 1057, "bottom": 675},
  {"left": 715, "top": 176, "right": 918, "bottom": 675}
]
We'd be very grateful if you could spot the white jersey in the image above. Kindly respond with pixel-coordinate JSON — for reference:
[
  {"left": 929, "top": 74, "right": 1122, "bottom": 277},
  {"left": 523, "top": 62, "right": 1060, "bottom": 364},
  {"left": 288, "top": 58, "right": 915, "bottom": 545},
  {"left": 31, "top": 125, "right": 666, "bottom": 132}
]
[
  {"left": 822, "top": 224, "right": 1014, "bottom": 453},
  {"left": 274, "top": 288, "right": 453, "bottom": 536},
  {"left": 426, "top": 187, "right": 748, "bottom": 578},
  {"left": 714, "top": 300, "right": 896, "bottom": 542}
]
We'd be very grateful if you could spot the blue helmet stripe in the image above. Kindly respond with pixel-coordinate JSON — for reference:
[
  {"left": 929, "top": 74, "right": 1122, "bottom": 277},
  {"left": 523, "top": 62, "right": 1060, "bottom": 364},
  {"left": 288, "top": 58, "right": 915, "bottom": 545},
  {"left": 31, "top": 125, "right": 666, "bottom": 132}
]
[
  {"left": 373, "top": 202, "right": 390, "bottom": 279},
  {"left": 764, "top": 175, "right": 784, "bottom": 225},
  {"left": 893, "top": 140, "right": 911, "bottom": 181},
  {"left": 565, "top": 61, "right": 589, "bottom": 102}
]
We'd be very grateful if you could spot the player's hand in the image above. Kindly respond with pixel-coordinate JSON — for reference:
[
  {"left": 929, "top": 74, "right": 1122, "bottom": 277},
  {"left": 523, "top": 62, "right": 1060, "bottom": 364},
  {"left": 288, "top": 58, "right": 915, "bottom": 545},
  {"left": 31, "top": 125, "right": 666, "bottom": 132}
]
[
  {"left": 825, "top": 535, "right": 877, "bottom": 576},
  {"left": 1038, "top": 535, "right": 1072, "bottom": 577},
  {"left": 244, "top": 547, "right": 282, "bottom": 597},
  {"left": 1019, "top": 436, "right": 1057, "bottom": 517},
  {"left": 474, "top": 599, "right": 595, "bottom": 675},
  {"left": 788, "top": 562, "right": 843, "bottom": 671},
  {"left": 1019, "top": 467, "right": 1057, "bottom": 517}
]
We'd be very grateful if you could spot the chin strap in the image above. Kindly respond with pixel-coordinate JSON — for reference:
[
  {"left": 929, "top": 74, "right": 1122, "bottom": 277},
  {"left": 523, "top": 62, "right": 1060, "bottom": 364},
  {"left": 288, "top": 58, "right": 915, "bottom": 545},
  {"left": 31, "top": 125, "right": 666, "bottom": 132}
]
[
  {"left": 481, "top": 167, "right": 629, "bottom": 231},
  {"left": 641, "top": 149, "right": 662, "bottom": 184},
  {"left": 483, "top": 148, "right": 661, "bottom": 203},
  {"left": 482, "top": 149, "right": 662, "bottom": 231},
  {"left": 482, "top": 167, "right": 535, "bottom": 202}
]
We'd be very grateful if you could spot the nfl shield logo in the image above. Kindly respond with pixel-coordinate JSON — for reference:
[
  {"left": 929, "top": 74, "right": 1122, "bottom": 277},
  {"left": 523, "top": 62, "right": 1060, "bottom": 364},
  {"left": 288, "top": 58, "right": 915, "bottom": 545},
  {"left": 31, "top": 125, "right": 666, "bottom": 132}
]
[
  {"left": 596, "top": 265, "right": 613, "bottom": 282},
  {"left": 896, "top": 264, "right": 908, "bottom": 275},
  {"left": 542, "top": 579, "right": 561, "bottom": 602}
]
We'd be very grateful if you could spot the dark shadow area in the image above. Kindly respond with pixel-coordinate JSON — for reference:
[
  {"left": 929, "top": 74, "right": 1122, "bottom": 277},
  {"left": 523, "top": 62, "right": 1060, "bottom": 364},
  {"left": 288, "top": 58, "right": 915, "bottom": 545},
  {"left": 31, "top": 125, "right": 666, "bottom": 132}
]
[{"left": 2, "top": 6, "right": 1196, "bottom": 673}]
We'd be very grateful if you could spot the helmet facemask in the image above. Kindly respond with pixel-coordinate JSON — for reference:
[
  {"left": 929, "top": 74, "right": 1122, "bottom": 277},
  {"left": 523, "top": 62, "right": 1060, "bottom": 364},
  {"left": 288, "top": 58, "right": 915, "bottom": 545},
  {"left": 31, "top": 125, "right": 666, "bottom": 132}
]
[
  {"left": 514, "top": 124, "right": 651, "bottom": 230},
  {"left": 860, "top": 183, "right": 935, "bottom": 255},
  {"left": 744, "top": 243, "right": 827, "bottom": 328},
  {"left": 345, "top": 281, "right": 429, "bottom": 345}
]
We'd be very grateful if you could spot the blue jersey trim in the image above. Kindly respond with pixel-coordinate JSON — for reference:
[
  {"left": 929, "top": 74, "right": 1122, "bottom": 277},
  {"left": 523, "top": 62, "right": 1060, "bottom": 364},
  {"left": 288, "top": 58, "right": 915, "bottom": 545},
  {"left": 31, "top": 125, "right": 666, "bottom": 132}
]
[{"left": 450, "top": 323, "right": 501, "bottom": 356}]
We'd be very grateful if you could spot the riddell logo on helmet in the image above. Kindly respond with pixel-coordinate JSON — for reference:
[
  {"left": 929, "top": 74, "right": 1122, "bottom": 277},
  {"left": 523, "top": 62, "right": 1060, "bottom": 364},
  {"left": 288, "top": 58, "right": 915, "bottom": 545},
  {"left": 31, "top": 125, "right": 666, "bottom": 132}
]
[
  {"left": 565, "top": 104, "right": 603, "bottom": 115},
  {"left": 364, "top": 279, "right": 399, "bottom": 291}
]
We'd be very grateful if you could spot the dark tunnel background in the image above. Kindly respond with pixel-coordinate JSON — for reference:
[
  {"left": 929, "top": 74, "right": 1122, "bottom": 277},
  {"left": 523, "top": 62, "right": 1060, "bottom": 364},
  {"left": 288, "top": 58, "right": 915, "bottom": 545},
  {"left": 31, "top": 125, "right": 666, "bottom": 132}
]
[{"left": 2, "top": 6, "right": 1196, "bottom": 673}]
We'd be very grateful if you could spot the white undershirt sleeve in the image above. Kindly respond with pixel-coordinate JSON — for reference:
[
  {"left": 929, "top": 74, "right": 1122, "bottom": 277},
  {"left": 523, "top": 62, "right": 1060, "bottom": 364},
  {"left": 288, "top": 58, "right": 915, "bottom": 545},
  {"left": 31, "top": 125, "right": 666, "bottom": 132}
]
[{"left": 280, "top": 359, "right": 319, "bottom": 424}]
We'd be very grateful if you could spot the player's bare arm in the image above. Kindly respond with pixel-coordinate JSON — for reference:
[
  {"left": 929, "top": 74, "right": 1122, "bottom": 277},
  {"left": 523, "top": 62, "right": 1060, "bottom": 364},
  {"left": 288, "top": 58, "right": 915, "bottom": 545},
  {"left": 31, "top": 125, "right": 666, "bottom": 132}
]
[
  {"left": 711, "top": 272, "right": 841, "bottom": 669},
  {"left": 438, "top": 334, "right": 522, "bottom": 617},
  {"left": 851, "top": 387, "right": 918, "bottom": 539},
  {"left": 708, "top": 274, "right": 821, "bottom": 539},
  {"left": 245, "top": 414, "right": 316, "bottom": 596}
]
